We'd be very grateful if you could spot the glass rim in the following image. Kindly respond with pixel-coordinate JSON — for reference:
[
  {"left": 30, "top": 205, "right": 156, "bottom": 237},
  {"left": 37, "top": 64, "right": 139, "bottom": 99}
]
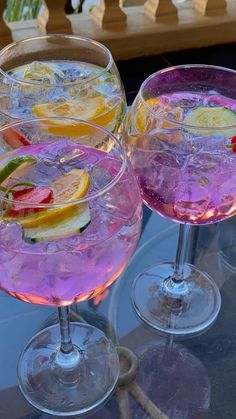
[
  {"left": 139, "top": 64, "right": 236, "bottom": 131},
  {"left": 0, "top": 34, "right": 114, "bottom": 88},
  {"left": 0, "top": 116, "right": 127, "bottom": 208}
]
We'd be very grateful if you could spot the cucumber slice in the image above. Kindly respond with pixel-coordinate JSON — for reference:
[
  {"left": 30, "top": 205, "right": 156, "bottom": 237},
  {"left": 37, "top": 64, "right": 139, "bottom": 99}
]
[
  {"left": 184, "top": 107, "right": 236, "bottom": 136},
  {"left": 23, "top": 203, "right": 91, "bottom": 243}
]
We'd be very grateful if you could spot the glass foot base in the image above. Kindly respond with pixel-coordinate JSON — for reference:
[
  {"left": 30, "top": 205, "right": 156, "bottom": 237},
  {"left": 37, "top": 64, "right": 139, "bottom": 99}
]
[
  {"left": 132, "top": 262, "right": 221, "bottom": 336},
  {"left": 17, "top": 323, "right": 119, "bottom": 417}
]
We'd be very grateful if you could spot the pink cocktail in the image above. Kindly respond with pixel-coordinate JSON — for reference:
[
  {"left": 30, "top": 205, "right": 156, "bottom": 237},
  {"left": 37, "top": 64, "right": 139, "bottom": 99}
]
[
  {"left": 0, "top": 117, "right": 142, "bottom": 416},
  {"left": 0, "top": 142, "right": 141, "bottom": 306},
  {"left": 131, "top": 91, "right": 236, "bottom": 224},
  {"left": 124, "top": 65, "right": 236, "bottom": 337}
]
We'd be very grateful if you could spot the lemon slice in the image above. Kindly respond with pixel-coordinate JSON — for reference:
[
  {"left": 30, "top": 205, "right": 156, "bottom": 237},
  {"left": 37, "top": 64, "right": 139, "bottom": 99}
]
[
  {"left": 11, "top": 169, "right": 90, "bottom": 229},
  {"left": 51, "top": 169, "right": 90, "bottom": 202},
  {"left": 135, "top": 98, "right": 159, "bottom": 133},
  {"left": 33, "top": 97, "right": 118, "bottom": 136}
]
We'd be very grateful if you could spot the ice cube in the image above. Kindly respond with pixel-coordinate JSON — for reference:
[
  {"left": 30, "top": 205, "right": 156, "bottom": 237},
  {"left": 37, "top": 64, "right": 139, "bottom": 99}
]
[
  {"left": 174, "top": 197, "right": 209, "bottom": 221},
  {"left": 191, "top": 134, "right": 225, "bottom": 152},
  {"left": 38, "top": 140, "right": 78, "bottom": 162},
  {"left": 153, "top": 150, "right": 185, "bottom": 169},
  {"left": 23, "top": 61, "right": 64, "bottom": 84},
  {"left": 59, "top": 148, "right": 86, "bottom": 166},
  {"left": 91, "top": 162, "right": 114, "bottom": 190},
  {"left": 93, "top": 79, "right": 118, "bottom": 97},
  {"left": 63, "top": 67, "right": 89, "bottom": 83},
  {"left": 54, "top": 73, "right": 64, "bottom": 84},
  {"left": 46, "top": 87, "right": 70, "bottom": 102},
  {"left": 0, "top": 223, "right": 23, "bottom": 249},
  {"left": 169, "top": 92, "right": 204, "bottom": 108},
  {"left": 23, "top": 159, "right": 60, "bottom": 185}
]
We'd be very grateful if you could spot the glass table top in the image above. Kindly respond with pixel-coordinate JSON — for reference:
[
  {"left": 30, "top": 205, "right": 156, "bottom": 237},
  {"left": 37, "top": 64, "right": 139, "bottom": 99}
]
[{"left": 0, "top": 206, "right": 236, "bottom": 419}]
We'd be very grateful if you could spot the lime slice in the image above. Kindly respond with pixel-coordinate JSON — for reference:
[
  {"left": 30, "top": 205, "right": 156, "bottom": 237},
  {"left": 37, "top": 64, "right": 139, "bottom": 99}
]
[
  {"left": 23, "top": 203, "right": 90, "bottom": 242},
  {"left": 0, "top": 155, "right": 36, "bottom": 185},
  {"left": 184, "top": 107, "right": 236, "bottom": 135}
]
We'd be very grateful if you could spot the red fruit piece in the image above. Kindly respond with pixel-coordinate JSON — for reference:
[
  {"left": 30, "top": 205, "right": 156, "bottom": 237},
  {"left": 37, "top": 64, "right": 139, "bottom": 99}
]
[
  {"left": 2, "top": 127, "right": 31, "bottom": 149},
  {"left": 8, "top": 186, "right": 53, "bottom": 217},
  {"left": 231, "top": 135, "right": 236, "bottom": 153}
]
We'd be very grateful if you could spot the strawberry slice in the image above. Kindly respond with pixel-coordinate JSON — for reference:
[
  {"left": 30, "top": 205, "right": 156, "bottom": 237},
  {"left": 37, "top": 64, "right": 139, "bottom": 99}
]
[
  {"left": 8, "top": 186, "right": 53, "bottom": 217},
  {"left": 2, "top": 127, "right": 31, "bottom": 149},
  {"left": 231, "top": 135, "right": 236, "bottom": 153}
]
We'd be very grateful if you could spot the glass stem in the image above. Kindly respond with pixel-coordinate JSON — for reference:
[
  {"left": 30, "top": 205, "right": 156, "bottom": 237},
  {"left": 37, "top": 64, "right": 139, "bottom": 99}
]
[
  {"left": 164, "top": 224, "right": 191, "bottom": 296},
  {"left": 50, "top": 307, "right": 81, "bottom": 384},
  {"left": 173, "top": 223, "right": 191, "bottom": 283},
  {"left": 58, "top": 306, "right": 74, "bottom": 354}
]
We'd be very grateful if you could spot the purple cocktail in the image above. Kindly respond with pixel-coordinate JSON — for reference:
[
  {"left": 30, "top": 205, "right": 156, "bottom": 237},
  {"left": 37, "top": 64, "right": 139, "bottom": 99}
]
[
  {"left": 0, "top": 141, "right": 141, "bottom": 306},
  {"left": 130, "top": 91, "right": 236, "bottom": 224},
  {"left": 0, "top": 117, "right": 142, "bottom": 416},
  {"left": 124, "top": 65, "right": 236, "bottom": 336}
]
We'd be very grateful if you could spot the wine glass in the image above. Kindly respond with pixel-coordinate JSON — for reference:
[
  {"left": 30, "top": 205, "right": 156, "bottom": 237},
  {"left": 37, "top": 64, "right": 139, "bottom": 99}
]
[
  {"left": 0, "top": 34, "right": 126, "bottom": 136},
  {"left": 124, "top": 64, "right": 236, "bottom": 336},
  {"left": 0, "top": 117, "right": 142, "bottom": 416}
]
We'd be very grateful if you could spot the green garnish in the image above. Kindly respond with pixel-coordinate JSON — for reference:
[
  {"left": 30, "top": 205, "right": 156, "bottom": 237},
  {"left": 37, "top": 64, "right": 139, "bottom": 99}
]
[{"left": 0, "top": 155, "right": 36, "bottom": 184}]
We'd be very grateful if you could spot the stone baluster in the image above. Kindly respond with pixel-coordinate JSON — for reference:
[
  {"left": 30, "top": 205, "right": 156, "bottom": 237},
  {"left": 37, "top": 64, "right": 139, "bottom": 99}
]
[
  {"left": 41, "top": 0, "right": 72, "bottom": 33},
  {"left": 144, "top": 0, "right": 177, "bottom": 22},
  {"left": 192, "top": 0, "right": 227, "bottom": 15},
  {"left": 91, "top": 0, "right": 127, "bottom": 28},
  {"left": 0, "top": 0, "right": 12, "bottom": 47}
]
